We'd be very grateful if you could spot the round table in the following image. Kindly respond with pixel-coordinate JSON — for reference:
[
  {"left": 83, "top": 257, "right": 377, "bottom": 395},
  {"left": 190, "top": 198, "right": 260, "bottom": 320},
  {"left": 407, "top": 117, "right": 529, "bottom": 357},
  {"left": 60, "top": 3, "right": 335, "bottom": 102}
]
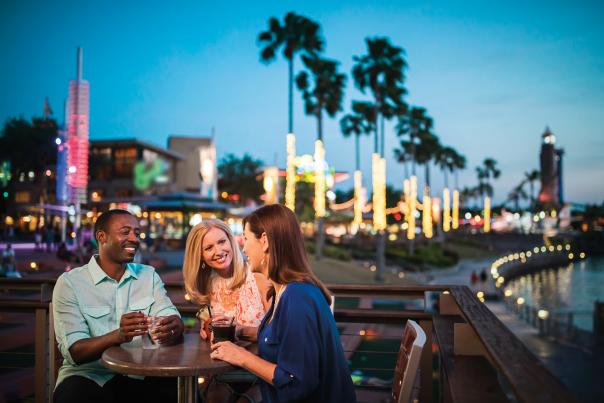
[{"left": 101, "top": 332, "right": 249, "bottom": 403}]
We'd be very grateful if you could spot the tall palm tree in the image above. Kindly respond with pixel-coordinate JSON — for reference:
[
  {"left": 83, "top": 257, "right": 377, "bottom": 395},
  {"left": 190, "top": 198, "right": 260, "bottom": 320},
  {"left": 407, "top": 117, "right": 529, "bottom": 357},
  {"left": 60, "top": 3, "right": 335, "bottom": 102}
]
[
  {"left": 296, "top": 55, "right": 346, "bottom": 260},
  {"left": 524, "top": 169, "right": 540, "bottom": 211},
  {"left": 452, "top": 151, "right": 467, "bottom": 190},
  {"left": 258, "top": 12, "right": 324, "bottom": 133},
  {"left": 393, "top": 142, "right": 413, "bottom": 179},
  {"left": 507, "top": 183, "right": 528, "bottom": 212},
  {"left": 415, "top": 131, "right": 441, "bottom": 192},
  {"left": 435, "top": 146, "right": 457, "bottom": 189},
  {"left": 296, "top": 55, "right": 346, "bottom": 141},
  {"left": 396, "top": 106, "right": 433, "bottom": 176},
  {"left": 352, "top": 37, "right": 407, "bottom": 157},
  {"left": 351, "top": 37, "right": 407, "bottom": 281},
  {"left": 341, "top": 101, "right": 374, "bottom": 172},
  {"left": 476, "top": 158, "right": 500, "bottom": 198}
]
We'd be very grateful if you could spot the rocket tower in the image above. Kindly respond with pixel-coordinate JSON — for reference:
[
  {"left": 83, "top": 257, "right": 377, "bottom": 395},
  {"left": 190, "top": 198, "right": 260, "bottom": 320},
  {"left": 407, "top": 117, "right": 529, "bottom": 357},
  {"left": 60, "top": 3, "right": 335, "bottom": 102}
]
[{"left": 66, "top": 47, "right": 89, "bottom": 204}]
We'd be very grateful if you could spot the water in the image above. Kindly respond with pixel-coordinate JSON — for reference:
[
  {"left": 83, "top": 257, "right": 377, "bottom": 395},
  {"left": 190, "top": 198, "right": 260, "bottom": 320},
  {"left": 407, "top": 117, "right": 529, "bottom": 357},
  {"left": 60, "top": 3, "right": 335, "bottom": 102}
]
[{"left": 507, "top": 256, "right": 604, "bottom": 331}]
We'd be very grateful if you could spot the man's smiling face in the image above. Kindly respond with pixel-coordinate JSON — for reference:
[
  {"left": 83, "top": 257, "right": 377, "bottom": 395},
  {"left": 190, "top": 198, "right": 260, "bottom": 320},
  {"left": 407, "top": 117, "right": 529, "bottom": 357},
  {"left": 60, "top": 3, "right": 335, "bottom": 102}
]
[{"left": 98, "top": 214, "right": 141, "bottom": 264}]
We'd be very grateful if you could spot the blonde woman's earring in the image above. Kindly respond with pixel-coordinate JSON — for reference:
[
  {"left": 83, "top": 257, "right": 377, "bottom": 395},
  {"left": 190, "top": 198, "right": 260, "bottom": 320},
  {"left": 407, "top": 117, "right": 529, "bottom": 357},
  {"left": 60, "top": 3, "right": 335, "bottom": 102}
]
[{"left": 201, "top": 262, "right": 206, "bottom": 270}]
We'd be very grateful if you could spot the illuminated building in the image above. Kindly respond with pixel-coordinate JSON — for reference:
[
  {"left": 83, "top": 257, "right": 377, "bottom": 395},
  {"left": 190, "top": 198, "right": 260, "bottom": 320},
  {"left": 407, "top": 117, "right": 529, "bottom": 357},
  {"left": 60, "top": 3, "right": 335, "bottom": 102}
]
[
  {"left": 168, "top": 136, "right": 217, "bottom": 199},
  {"left": 89, "top": 139, "right": 182, "bottom": 200}
]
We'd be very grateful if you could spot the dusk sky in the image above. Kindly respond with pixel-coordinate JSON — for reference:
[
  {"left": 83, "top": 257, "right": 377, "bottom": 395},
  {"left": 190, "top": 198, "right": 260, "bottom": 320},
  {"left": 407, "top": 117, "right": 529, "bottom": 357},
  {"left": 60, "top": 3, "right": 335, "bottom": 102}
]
[{"left": 1, "top": 0, "right": 603, "bottom": 204}]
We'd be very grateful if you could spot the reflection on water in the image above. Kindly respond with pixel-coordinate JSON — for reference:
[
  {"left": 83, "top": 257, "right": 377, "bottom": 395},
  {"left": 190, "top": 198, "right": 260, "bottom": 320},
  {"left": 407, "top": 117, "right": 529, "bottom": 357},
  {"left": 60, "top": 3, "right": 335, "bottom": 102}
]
[{"left": 507, "top": 256, "right": 604, "bottom": 331}]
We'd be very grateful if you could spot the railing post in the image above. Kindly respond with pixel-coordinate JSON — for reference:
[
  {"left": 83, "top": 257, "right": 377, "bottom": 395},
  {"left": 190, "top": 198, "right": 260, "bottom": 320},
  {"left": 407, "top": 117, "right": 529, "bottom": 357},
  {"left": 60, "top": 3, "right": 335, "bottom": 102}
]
[
  {"left": 40, "top": 283, "right": 51, "bottom": 302},
  {"left": 567, "top": 313, "right": 573, "bottom": 338},
  {"left": 595, "top": 301, "right": 604, "bottom": 347},
  {"left": 418, "top": 320, "right": 433, "bottom": 403},
  {"left": 34, "top": 307, "right": 49, "bottom": 403}
]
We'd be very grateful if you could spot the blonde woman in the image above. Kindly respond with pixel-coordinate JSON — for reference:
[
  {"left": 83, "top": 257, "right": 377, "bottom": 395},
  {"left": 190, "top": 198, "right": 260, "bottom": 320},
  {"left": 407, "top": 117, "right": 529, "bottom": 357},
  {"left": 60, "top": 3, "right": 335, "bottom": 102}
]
[{"left": 183, "top": 218, "right": 269, "bottom": 340}]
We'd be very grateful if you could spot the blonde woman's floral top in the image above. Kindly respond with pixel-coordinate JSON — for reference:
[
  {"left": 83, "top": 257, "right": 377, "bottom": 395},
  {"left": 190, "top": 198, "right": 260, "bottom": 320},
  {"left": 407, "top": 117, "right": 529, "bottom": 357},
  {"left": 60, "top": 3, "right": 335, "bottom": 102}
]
[{"left": 209, "top": 268, "right": 266, "bottom": 327}]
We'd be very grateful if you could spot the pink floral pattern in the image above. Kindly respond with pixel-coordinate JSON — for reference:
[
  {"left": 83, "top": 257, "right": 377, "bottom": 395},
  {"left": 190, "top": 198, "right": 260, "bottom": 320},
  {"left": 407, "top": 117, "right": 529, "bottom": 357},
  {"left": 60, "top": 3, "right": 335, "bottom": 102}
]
[{"left": 209, "top": 269, "right": 266, "bottom": 327}]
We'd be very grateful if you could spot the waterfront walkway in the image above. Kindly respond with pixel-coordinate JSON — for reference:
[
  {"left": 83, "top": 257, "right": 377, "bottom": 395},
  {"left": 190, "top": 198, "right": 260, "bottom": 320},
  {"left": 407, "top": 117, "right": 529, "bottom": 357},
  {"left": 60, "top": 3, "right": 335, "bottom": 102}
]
[
  {"left": 425, "top": 255, "right": 603, "bottom": 403},
  {"left": 486, "top": 301, "right": 604, "bottom": 403}
]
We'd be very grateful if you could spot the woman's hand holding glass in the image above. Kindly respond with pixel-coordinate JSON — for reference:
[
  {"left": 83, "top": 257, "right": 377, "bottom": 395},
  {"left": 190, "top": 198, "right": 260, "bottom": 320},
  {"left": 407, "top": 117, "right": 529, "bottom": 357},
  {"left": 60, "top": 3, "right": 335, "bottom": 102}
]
[{"left": 210, "top": 340, "right": 247, "bottom": 366}]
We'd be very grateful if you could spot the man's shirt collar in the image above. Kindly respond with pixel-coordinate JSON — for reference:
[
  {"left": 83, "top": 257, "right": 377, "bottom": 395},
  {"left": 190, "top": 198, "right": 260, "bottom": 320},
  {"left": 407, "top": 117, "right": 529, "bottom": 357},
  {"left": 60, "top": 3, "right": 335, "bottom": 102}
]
[{"left": 88, "top": 255, "right": 139, "bottom": 285}]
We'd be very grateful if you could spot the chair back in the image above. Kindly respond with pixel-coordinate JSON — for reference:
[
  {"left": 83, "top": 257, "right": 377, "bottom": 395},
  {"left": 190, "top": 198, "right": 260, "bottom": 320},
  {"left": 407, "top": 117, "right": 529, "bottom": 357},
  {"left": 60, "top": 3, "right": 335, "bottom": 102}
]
[
  {"left": 48, "top": 302, "right": 62, "bottom": 402},
  {"left": 329, "top": 293, "right": 335, "bottom": 314},
  {"left": 391, "top": 320, "right": 426, "bottom": 403}
]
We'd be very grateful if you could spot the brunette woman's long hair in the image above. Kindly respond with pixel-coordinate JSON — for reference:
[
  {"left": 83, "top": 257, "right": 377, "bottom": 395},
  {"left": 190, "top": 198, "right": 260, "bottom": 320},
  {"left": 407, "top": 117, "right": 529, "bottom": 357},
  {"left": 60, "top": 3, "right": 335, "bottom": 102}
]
[{"left": 243, "top": 204, "right": 331, "bottom": 304}]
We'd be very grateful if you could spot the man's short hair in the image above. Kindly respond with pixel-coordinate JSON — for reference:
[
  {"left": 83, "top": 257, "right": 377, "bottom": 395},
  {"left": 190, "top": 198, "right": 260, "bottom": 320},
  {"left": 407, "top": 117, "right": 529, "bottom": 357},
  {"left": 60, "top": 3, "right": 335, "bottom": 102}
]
[{"left": 94, "top": 209, "right": 133, "bottom": 242}]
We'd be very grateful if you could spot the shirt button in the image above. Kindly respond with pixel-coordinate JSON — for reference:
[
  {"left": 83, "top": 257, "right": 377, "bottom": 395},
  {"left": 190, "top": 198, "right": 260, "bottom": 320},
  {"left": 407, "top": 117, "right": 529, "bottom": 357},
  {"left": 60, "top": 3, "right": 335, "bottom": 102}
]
[{"left": 264, "top": 337, "right": 268, "bottom": 342}]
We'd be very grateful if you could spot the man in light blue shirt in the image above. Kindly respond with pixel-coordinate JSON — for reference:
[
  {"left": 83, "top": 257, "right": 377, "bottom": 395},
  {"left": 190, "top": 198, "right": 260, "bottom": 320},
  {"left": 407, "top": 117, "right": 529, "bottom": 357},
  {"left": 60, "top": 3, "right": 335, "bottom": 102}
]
[{"left": 52, "top": 209, "right": 183, "bottom": 403}]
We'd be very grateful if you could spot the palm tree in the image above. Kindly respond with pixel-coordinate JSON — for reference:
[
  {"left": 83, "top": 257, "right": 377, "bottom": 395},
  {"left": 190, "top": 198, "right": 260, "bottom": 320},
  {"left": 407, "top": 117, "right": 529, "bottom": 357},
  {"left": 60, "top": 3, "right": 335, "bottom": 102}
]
[
  {"left": 476, "top": 158, "right": 501, "bottom": 198},
  {"left": 258, "top": 12, "right": 324, "bottom": 133},
  {"left": 435, "top": 146, "right": 457, "bottom": 189},
  {"left": 396, "top": 107, "right": 432, "bottom": 176},
  {"left": 461, "top": 186, "right": 477, "bottom": 210},
  {"left": 393, "top": 142, "right": 413, "bottom": 179},
  {"left": 452, "top": 150, "right": 467, "bottom": 190},
  {"left": 296, "top": 55, "right": 346, "bottom": 260},
  {"left": 352, "top": 38, "right": 407, "bottom": 281},
  {"left": 341, "top": 102, "right": 374, "bottom": 237},
  {"left": 507, "top": 183, "right": 528, "bottom": 212},
  {"left": 296, "top": 55, "right": 346, "bottom": 141},
  {"left": 352, "top": 37, "right": 407, "bottom": 157},
  {"left": 341, "top": 101, "right": 374, "bottom": 172},
  {"left": 524, "top": 169, "right": 540, "bottom": 211},
  {"left": 415, "top": 132, "right": 441, "bottom": 192}
]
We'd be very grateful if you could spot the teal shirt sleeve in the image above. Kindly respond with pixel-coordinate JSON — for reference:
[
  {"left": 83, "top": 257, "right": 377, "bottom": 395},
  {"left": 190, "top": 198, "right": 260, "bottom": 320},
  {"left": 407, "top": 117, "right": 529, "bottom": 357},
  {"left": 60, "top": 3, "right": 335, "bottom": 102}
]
[
  {"left": 52, "top": 275, "right": 89, "bottom": 365},
  {"left": 149, "top": 271, "right": 180, "bottom": 318}
]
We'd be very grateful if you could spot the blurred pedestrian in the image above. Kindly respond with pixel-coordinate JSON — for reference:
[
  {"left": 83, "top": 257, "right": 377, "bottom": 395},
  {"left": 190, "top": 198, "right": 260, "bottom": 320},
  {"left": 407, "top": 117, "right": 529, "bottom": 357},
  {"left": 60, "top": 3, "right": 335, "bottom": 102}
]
[
  {"left": 34, "top": 228, "right": 43, "bottom": 251},
  {"left": 470, "top": 270, "right": 478, "bottom": 286},
  {"left": 2, "top": 243, "right": 20, "bottom": 278},
  {"left": 46, "top": 225, "right": 55, "bottom": 252},
  {"left": 480, "top": 269, "right": 487, "bottom": 283}
]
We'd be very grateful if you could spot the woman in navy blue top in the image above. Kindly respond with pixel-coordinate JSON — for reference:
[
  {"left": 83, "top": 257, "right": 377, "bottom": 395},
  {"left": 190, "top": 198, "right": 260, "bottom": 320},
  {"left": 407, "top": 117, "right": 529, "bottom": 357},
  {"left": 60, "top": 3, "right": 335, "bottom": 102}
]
[{"left": 210, "top": 204, "right": 356, "bottom": 403}]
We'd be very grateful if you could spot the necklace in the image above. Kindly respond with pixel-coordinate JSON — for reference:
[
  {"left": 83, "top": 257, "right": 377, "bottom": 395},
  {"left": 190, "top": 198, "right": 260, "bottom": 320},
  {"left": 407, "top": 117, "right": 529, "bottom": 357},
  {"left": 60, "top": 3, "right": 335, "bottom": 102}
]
[{"left": 269, "top": 283, "right": 287, "bottom": 323}]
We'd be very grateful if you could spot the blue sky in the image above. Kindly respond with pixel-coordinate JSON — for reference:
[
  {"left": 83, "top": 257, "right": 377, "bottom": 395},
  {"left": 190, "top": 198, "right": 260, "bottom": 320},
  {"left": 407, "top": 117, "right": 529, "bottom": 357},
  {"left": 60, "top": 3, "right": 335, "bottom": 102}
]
[{"left": 1, "top": 0, "right": 603, "bottom": 204}]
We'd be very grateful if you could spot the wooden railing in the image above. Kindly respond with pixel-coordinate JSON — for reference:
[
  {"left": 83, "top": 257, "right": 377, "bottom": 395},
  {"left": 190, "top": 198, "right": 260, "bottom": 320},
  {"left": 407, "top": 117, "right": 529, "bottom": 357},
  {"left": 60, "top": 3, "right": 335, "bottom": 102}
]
[{"left": 0, "top": 279, "right": 576, "bottom": 403}]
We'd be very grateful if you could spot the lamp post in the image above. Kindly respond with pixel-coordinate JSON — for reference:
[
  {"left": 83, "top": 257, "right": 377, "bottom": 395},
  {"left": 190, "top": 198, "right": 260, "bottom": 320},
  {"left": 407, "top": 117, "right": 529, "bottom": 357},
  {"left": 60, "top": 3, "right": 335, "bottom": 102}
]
[
  {"left": 443, "top": 188, "right": 451, "bottom": 232},
  {"left": 452, "top": 189, "right": 460, "bottom": 230},
  {"left": 285, "top": 134, "right": 296, "bottom": 211},
  {"left": 314, "top": 140, "right": 326, "bottom": 260}
]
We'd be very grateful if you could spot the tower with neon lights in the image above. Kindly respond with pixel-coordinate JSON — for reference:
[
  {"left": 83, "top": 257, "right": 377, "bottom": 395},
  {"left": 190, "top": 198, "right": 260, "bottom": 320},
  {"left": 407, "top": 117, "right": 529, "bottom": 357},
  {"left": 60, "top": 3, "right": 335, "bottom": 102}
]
[{"left": 66, "top": 47, "right": 89, "bottom": 206}]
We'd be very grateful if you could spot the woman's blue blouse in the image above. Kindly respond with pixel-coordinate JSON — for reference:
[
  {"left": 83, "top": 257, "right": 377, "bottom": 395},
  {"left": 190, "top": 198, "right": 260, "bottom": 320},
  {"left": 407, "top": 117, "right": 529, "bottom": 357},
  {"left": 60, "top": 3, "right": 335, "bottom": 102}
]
[{"left": 257, "top": 282, "right": 357, "bottom": 402}]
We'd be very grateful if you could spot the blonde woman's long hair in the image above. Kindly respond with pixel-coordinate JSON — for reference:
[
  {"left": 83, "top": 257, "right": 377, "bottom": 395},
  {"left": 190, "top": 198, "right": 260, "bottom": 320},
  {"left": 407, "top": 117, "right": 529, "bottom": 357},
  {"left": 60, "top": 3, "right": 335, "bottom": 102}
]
[{"left": 182, "top": 219, "right": 246, "bottom": 306}]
